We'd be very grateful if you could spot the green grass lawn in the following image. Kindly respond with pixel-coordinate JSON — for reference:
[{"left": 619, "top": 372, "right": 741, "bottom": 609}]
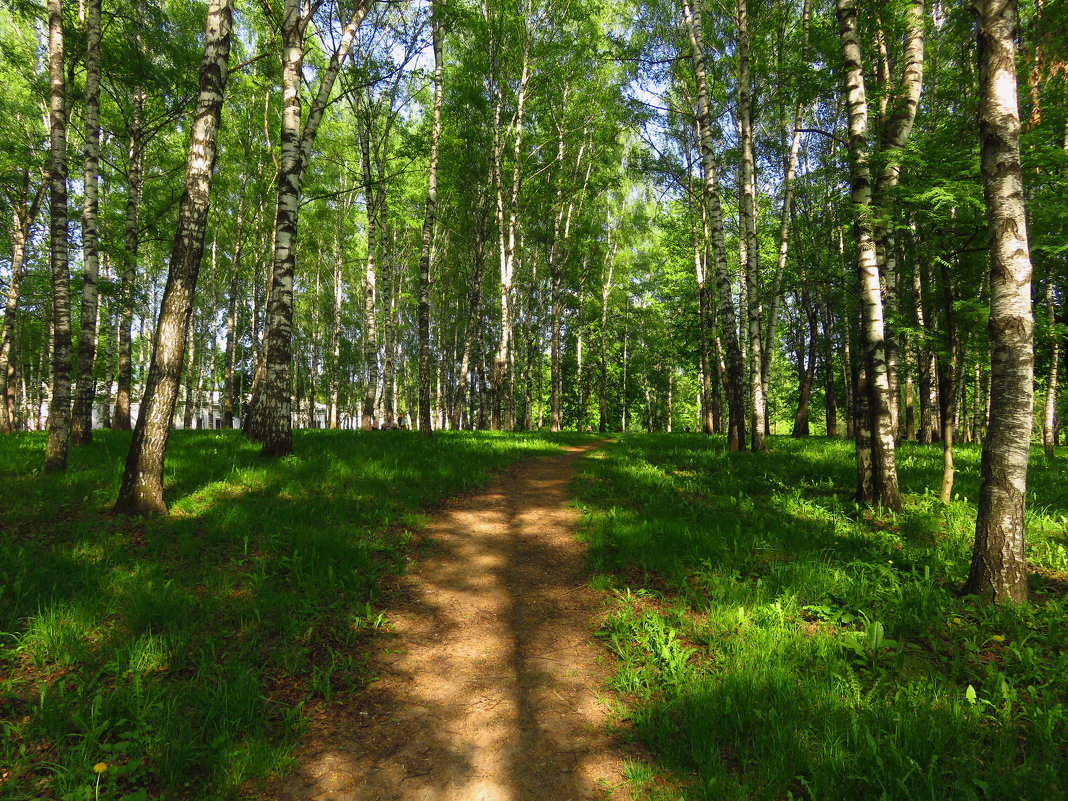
[
  {"left": 575, "top": 434, "right": 1068, "bottom": 801},
  {"left": 0, "top": 429, "right": 595, "bottom": 801}
]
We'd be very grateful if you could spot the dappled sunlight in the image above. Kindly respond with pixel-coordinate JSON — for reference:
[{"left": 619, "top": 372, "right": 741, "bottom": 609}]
[
  {"left": 267, "top": 441, "right": 625, "bottom": 801},
  {"left": 576, "top": 434, "right": 1068, "bottom": 799},
  {"left": 0, "top": 430, "right": 602, "bottom": 799}
]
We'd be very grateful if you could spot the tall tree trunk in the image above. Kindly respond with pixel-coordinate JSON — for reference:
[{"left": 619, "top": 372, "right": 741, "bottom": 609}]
[
  {"left": 621, "top": 305, "right": 629, "bottom": 432},
  {"left": 964, "top": 0, "right": 1034, "bottom": 603},
  {"left": 44, "top": 0, "right": 72, "bottom": 473},
  {"left": 1043, "top": 276, "right": 1059, "bottom": 459},
  {"left": 0, "top": 179, "right": 44, "bottom": 434},
  {"left": 328, "top": 230, "right": 343, "bottom": 429},
  {"left": 706, "top": 214, "right": 726, "bottom": 434},
  {"left": 221, "top": 198, "right": 243, "bottom": 429},
  {"left": 937, "top": 255, "right": 958, "bottom": 502},
  {"left": 101, "top": 298, "right": 115, "bottom": 430},
  {"left": 667, "top": 370, "right": 674, "bottom": 432},
  {"left": 205, "top": 293, "right": 219, "bottom": 427},
  {"left": 763, "top": 0, "right": 809, "bottom": 426},
  {"left": 549, "top": 134, "right": 567, "bottom": 433},
  {"left": 257, "top": 0, "right": 309, "bottom": 448},
  {"left": 492, "top": 42, "right": 529, "bottom": 432},
  {"left": 113, "top": 0, "right": 234, "bottom": 514},
  {"left": 115, "top": 90, "right": 145, "bottom": 431},
  {"left": 71, "top": 0, "right": 103, "bottom": 446},
  {"left": 737, "top": 0, "right": 765, "bottom": 452},
  {"left": 792, "top": 297, "right": 818, "bottom": 437},
  {"left": 836, "top": 0, "right": 901, "bottom": 510},
  {"left": 817, "top": 304, "right": 837, "bottom": 437},
  {"left": 451, "top": 210, "right": 487, "bottom": 430},
  {"left": 882, "top": 237, "right": 902, "bottom": 442},
  {"left": 598, "top": 232, "right": 616, "bottom": 433},
  {"left": 681, "top": 0, "right": 746, "bottom": 451},
  {"left": 903, "top": 341, "right": 916, "bottom": 440},
  {"left": 912, "top": 250, "right": 939, "bottom": 442},
  {"left": 381, "top": 246, "right": 396, "bottom": 428},
  {"left": 687, "top": 123, "right": 715, "bottom": 435},
  {"left": 577, "top": 328, "right": 588, "bottom": 430},
  {"left": 182, "top": 312, "right": 196, "bottom": 428},
  {"left": 360, "top": 96, "right": 381, "bottom": 430},
  {"left": 418, "top": 3, "right": 443, "bottom": 436},
  {"left": 257, "top": 0, "right": 369, "bottom": 454}
]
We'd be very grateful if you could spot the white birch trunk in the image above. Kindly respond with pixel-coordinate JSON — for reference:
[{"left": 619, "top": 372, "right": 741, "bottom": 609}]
[
  {"left": 113, "top": 0, "right": 234, "bottom": 514},
  {"left": 0, "top": 180, "right": 44, "bottom": 434},
  {"left": 44, "top": 0, "right": 72, "bottom": 472},
  {"left": 258, "top": 0, "right": 370, "bottom": 454},
  {"left": 417, "top": 4, "right": 443, "bottom": 436},
  {"left": 681, "top": 0, "right": 747, "bottom": 451},
  {"left": 737, "top": 0, "right": 765, "bottom": 451},
  {"left": 71, "top": 0, "right": 102, "bottom": 446},
  {"left": 836, "top": 0, "right": 901, "bottom": 510},
  {"left": 964, "top": 0, "right": 1034, "bottom": 603},
  {"left": 115, "top": 90, "right": 144, "bottom": 431}
]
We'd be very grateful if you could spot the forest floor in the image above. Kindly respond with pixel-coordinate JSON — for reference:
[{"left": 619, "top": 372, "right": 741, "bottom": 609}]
[{"left": 263, "top": 439, "right": 635, "bottom": 801}]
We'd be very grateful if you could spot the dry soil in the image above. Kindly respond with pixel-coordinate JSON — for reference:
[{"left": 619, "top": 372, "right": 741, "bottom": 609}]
[{"left": 264, "top": 440, "right": 632, "bottom": 801}]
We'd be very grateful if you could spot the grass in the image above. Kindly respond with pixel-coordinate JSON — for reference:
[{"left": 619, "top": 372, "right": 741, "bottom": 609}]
[
  {"left": 0, "top": 428, "right": 595, "bottom": 801},
  {"left": 575, "top": 434, "right": 1068, "bottom": 801}
]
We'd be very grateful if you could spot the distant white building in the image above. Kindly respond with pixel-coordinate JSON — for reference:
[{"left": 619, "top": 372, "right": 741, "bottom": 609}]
[{"left": 86, "top": 387, "right": 243, "bottom": 431}]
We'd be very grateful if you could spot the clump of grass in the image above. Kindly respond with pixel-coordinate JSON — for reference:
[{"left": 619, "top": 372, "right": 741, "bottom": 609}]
[
  {"left": 0, "top": 429, "right": 589, "bottom": 800},
  {"left": 577, "top": 434, "right": 1068, "bottom": 801}
]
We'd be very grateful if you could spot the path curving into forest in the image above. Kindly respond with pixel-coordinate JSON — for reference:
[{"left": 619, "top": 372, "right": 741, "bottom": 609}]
[{"left": 266, "top": 440, "right": 633, "bottom": 801}]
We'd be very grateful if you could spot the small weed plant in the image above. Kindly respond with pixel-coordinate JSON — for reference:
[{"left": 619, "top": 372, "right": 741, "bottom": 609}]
[{"left": 577, "top": 434, "right": 1068, "bottom": 801}]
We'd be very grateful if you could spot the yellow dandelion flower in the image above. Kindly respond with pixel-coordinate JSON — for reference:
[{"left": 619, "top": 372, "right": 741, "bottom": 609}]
[
  {"left": 93, "top": 762, "right": 108, "bottom": 774},
  {"left": 951, "top": 618, "right": 962, "bottom": 625},
  {"left": 991, "top": 635, "right": 1005, "bottom": 643}
]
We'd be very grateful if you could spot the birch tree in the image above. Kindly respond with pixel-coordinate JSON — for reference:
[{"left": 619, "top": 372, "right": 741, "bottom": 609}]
[
  {"left": 963, "top": 0, "right": 1034, "bottom": 603},
  {"left": 681, "top": 0, "right": 746, "bottom": 451},
  {"left": 113, "top": 0, "right": 235, "bottom": 515},
  {"left": 0, "top": 176, "right": 43, "bottom": 434},
  {"left": 417, "top": 0, "right": 443, "bottom": 436},
  {"left": 44, "top": 0, "right": 72, "bottom": 473},
  {"left": 253, "top": 0, "right": 371, "bottom": 455},
  {"left": 71, "top": 0, "right": 103, "bottom": 446},
  {"left": 834, "top": 0, "right": 924, "bottom": 510},
  {"left": 736, "top": 0, "right": 764, "bottom": 451}
]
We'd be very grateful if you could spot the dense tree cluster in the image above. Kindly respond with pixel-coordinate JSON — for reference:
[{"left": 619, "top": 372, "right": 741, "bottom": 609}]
[{"left": 1, "top": 0, "right": 1064, "bottom": 598}]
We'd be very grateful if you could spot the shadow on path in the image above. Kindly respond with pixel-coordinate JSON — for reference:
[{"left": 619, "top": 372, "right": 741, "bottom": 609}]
[{"left": 265, "top": 442, "right": 631, "bottom": 801}]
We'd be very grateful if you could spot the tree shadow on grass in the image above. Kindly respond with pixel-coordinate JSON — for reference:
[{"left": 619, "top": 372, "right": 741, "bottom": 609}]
[
  {"left": 0, "top": 430, "right": 578, "bottom": 800},
  {"left": 575, "top": 434, "right": 1068, "bottom": 801}
]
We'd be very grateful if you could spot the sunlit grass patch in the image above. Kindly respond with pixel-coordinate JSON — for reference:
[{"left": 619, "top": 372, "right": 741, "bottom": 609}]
[{"left": 577, "top": 434, "right": 1068, "bottom": 801}]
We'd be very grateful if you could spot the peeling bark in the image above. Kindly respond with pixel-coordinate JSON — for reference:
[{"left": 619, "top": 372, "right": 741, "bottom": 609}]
[{"left": 964, "top": 0, "right": 1034, "bottom": 604}]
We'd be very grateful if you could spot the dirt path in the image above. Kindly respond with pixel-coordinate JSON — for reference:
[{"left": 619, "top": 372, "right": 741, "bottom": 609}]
[{"left": 266, "top": 441, "right": 631, "bottom": 801}]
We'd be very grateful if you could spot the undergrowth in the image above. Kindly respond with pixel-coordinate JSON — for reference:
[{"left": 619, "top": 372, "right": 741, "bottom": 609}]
[
  {"left": 0, "top": 429, "right": 590, "bottom": 800},
  {"left": 576, "top": 434, "right": 1068, "bottom": 801}
]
